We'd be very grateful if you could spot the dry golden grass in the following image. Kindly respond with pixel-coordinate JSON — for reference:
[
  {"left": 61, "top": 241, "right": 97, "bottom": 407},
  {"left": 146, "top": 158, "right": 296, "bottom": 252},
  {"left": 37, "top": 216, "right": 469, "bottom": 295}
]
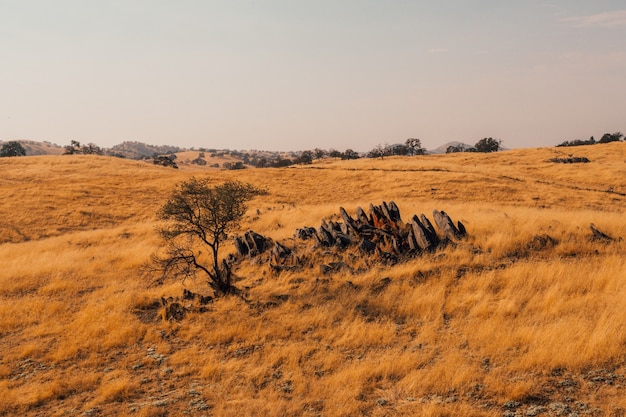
[{"left": 1, "top": 143, "right": 625, "bottom": 416}]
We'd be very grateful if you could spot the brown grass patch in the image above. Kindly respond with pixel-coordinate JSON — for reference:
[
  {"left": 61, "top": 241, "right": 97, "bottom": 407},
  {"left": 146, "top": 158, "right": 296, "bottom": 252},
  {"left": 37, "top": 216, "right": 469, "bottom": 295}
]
[{"left": 1, "top": 143, "right": 625, "bottom": 415}]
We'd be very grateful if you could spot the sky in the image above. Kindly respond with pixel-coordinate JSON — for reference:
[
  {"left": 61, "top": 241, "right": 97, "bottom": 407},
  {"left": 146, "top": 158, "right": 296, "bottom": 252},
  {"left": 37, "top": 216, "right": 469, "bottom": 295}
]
[{"left": 1, "top": 1, "right": 625, "bottom": 151}]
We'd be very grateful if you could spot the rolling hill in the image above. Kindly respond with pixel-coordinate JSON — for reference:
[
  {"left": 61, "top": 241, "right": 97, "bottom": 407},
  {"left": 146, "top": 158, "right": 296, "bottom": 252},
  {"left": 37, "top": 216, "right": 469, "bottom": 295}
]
[{"left": 1, "top": 143, "right": 625, "bottom": 416}]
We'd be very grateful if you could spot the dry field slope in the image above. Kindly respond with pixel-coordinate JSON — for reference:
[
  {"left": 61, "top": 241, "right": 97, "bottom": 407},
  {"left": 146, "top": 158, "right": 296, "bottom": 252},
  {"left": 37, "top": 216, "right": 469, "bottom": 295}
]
[{"left": 0, "top": 143, "right": 625, "bottom": 417}]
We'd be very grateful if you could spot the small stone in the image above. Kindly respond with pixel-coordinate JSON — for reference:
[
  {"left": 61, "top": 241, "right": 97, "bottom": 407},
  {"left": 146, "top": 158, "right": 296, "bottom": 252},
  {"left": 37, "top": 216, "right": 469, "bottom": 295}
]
[
  {"left": 189, "top": 399, "right": 209, "bottom": 411},
  {"left": 525, "top": 405, "right": 546, "bottom": 416},
  {"left": 376, "top": 398, "right": 388, "bottom": 406},
  {"left": 503, "top": 400, "right": 521, "bottom": 409}
]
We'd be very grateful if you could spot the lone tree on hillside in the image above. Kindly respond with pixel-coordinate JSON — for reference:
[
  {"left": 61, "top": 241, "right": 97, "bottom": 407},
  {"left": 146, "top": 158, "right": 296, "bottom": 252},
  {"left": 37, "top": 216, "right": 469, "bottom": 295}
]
[
  {"left": 405, "top": 138, "right": 426, "bottom": 155},
  {"left": 152, "top": 178, "right": 265, "bottom": 296},
  {"left": 0, "top": 141, "right": 26, "bottom": 157},
  {"left": 474, "top": 137, "right": 502, "bottom": 153}
]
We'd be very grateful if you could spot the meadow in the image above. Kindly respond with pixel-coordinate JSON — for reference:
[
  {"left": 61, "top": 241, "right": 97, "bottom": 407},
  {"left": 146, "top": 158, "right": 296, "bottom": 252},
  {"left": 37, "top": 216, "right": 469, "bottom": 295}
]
[{"left": 1, "top": 143, "right": 625, "bottom": 416}]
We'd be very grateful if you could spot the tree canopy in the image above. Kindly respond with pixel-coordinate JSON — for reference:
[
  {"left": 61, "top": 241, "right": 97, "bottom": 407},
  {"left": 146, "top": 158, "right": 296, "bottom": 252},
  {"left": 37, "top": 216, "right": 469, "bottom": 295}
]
[
  {"left": 0, "top": 141, "right": 26, "bottom": 157},
  {"left": 474, "top": 137, "right": 502, "bottom": 153},
  {"left": 153, "top": 178, "right": 265, "bottom": 296}
]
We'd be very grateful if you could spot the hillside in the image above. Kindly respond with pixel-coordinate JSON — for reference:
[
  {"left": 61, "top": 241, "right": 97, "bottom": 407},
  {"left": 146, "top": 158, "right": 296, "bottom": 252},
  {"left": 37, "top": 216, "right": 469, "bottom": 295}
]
[
  {"left": 0, "top": 140, "right": 65, "bottom": 156},
  {"left": 427, "top": 141, "right": 473, "bottom": 154},
  {"left": 1, "top": 144, "right": 625, "bottom": 416}
]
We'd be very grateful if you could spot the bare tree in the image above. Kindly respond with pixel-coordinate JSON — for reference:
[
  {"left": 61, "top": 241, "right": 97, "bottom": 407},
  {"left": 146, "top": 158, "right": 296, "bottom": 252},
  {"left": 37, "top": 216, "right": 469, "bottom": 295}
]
[
  {"left": 370, "top": 143, "right": 387, "bottom": 159},
  {"left": 152, "top": 178, "right": 265, "bottom": 296}
]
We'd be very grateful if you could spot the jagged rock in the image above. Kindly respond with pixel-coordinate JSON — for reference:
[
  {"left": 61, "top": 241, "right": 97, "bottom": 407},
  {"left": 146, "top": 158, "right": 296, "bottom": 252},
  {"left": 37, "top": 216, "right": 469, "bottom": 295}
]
[
  {"left": 387, "top": 201, "right": 401, "bottom": 223},
  {"left": 244, "top": 230, "right": 268, "bottom": 255},
  {"left": 328, "top": 220, "right": 342, "bottom": 233},
  {"left": 335, "top": 232, "right": 352, "bottom": 247},
  {"left": 234, "top": 236, "right": 249, "bottom": 256},
  {"left": 457, "top": 221, "right": 467, "bottom": 237},
  {"left": 271, "top": 241, "right": 298, "bottom": 266},
  {"left": 369, "top": 203, "right": 389, "bottom": 229},
  {"left": 419, "top": 214, "right": 440, "bottom": 245},
  {"left": 360, "top": 239, "right": 377, "bottom": 253},
  {"left": 406, "top": 228, "right": 418, "bottom": 251},
  {"left": 233, "top": 204, "right": 468, "bottom": 279},
  {"left": 411, "top": 216, "right": 437, "bottom": 251},
  {"left": 432, "top": 210, "right": 463, "bottom": 240},
  {"left": 272, "top": 241, "right": 291, "bottom": 258},
  {"left": 355, "top": 206, "right": 371, "bottom": 226},
  {"left": 160, "top": 297, "right": 186, "bottom": 321},
  {"left": 340, "top": 207, "right": 359, "bottom": 233},
  {"left": 589, "top": 224, "right": 613, "bottom": 242},
  {"left": 295, "top": 227, "right": 317, "bottom": 240},
  {"left": 182, "top": 289, "right": 213, "bottom": 305},
  {"left": 317, "top": 223, "right": 334, "bottom": 247},
  {"left": 377, "top": 249, "right": 398, "bottom": 265},
  {"left": 391, "top": 236, "right": 402, "bottom": 254}
]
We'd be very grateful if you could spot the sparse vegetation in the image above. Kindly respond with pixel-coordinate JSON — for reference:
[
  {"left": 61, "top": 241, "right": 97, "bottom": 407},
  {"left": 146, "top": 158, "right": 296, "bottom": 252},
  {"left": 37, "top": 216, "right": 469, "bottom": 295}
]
[
  {"left": 474, "top": 137, "right": 502, "bottom": 153},
  {"left": 1, "top": 143, "right": 625, "bottom": 416},
  {"left": 557, "top": 132, "right": 623, "bottom": 147},
  {"left": 63, "top": 140, "right": 104, "bottom": 155},
  {"left": 549, "top": 156, "right": 590, "bottom": 163},
  {"left": 0, "top": 141, "right": 26, "bottom": 157},
  {"left": 152, "top": 154, "right": 178, "bottom": 169},
  {"left": 151, "top": 178, "right": 264, "bottom": 296}
]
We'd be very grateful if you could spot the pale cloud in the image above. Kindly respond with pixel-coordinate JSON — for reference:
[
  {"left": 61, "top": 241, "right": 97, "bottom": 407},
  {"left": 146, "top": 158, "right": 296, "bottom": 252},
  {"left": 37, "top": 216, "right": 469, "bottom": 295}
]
[
  {"left": 427, "top": 48, "right": 449, "bottom": 54},
  {"left": 561, "top": 10, "right": 626, "bottom": 28}
]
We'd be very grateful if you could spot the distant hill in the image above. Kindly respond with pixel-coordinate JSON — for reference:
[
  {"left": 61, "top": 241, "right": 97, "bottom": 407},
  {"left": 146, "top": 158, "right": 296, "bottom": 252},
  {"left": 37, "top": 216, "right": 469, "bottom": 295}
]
[
  {"left": 428, "top": 141, "right": 474, "bottom": 154},
  {"left": 0, "top": 140, "right": 64, "bottom": 156},
  {"left": 108, "top": 141, "right": 183, "bottom": 159}
]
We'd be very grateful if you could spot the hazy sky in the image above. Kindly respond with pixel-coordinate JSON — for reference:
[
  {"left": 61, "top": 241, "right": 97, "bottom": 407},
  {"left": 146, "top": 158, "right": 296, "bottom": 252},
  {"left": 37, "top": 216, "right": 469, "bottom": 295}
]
[{"left": 1, "top": 1, "right": 625, "bottom": 151}]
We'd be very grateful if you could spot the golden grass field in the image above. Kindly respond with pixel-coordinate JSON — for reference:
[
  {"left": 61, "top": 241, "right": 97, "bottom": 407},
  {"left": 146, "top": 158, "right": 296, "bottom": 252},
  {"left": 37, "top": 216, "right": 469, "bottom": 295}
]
[{"left": 1, "top": 143, "right": 625, "bottom": 416}]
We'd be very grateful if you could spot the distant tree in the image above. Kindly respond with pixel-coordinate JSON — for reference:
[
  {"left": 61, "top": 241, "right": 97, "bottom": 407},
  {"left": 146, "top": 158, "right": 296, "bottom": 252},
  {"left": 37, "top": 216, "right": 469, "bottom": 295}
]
[
  {"left": 223, "top": 161, "right": 246, "bottom": 170},
  {"left": 474, "top": 137, "right": 502, "bottom": 153},
  {"left": 153, "top": 155, "right": 178, "bottom": 169},
  {"left": 152, "top": 178, "right": 265, "bottom": 296},
  {"left": 313, "top": 148, "right": 327, "bottom": 159},
  {"left": 64, "top": 140, "right": 82, "bottom": 155},
  {"left": 328, "top": 149, "right": 342, "bottom": 158},
  {"left": 557, "top": 137, "right": 596, "bottom": 147},
  {"left": 599, "top": 132, "right": 623, "bottom": 144},
  {"left": 341, "top": 149, "right": 360, "bottom": 160},
  {"left": 82, "top": 143, "right": 104, "bottom": 155},
  {"left": 390, "top": 144, "right": 409, "bottom": 156},
  {"left": 405, "top": 138, "right": 426, "bottom": 155},
  {"left": 295, "top": 151, "right": 314, "bottom": 165},
  {"left": 271, "top": 158, "right": 293, "bottom": 167},
  {"left": 63, "top": 140, "right": 103, "bottom": 155},
  {"left": 190, "top": 152, "right": 206, "bottom": 166},
  {"left": 0, "top": 141, "right": 26, "bottom": 157},
  {"left": 446, "top": 145, "right": 466, "bottom": 153},
  {"left": 369, "top": 143, "right": 387, "bottom": 159}
]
